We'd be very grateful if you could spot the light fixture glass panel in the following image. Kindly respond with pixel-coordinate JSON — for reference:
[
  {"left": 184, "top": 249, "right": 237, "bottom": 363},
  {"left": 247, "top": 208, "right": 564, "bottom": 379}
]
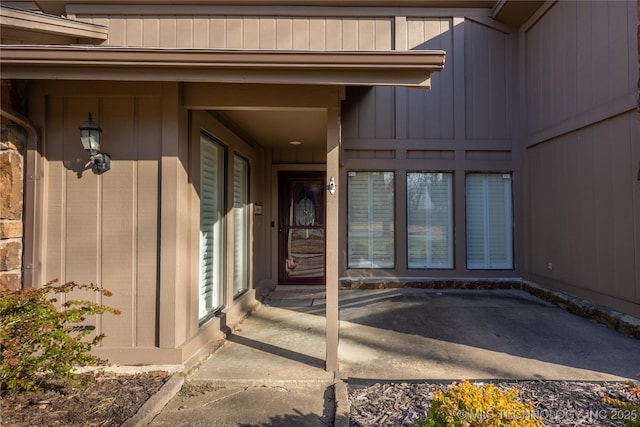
[
  {"left": 79, "top": 113, "right": 102, "bottom": 151},
  {"left": 80, "top": 131, "right": 101, "bottom": 151}
]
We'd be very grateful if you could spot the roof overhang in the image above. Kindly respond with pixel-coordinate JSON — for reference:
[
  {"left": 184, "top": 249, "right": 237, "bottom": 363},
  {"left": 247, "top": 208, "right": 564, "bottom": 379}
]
[
  {"left": 491, "top": 0, "right": 544, "bottom": 27},
  {"left": 35, "top": 1, "right": 495, "bottom": 16},
  {"left": 0, "top": 6, "right": 108, "bottom": 42},
  {"left": 0, "top": 46, "right": 446, "bottom": 88}
]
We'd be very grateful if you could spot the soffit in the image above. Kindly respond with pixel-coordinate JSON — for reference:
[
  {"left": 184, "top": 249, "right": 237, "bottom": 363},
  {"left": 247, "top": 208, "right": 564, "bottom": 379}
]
[
  {"left": 0, "top": 46, "right": 445, "bottom": 88},
  {"left": 491, "top": 0, "right": 544, "bottom": 27}
]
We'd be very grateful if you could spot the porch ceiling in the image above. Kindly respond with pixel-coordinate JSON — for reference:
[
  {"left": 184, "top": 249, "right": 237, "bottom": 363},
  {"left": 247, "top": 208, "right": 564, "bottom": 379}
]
[{"left": 216, "top": 109, "right": 328, "bottom": 149}]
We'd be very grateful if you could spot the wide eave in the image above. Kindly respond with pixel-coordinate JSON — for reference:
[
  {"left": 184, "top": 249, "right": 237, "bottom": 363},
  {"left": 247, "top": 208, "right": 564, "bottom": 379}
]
[{"left": 0, "top": 45, "right": 446, "bottom": 88}]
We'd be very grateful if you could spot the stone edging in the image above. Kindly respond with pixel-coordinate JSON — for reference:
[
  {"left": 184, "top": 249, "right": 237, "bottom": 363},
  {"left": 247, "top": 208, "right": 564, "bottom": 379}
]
[{"left": 121, "top": 374, "right": 185, "bottom": 427}]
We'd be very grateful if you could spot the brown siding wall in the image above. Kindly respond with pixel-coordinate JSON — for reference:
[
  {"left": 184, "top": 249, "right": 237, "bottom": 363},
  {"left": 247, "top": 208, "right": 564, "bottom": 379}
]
[
  {"left": 464, "top": 20, "right": 510, "bottom": 140},
  {"left": 528, "top": 114, "right": 638, "bottom": 300},
  {"left": 523, "top": 0, "right": 640, "bottom": 314},
  {"left": 343, "top": 18, "right": 512, "bottom": 143},
  {"left": 405, "top": 18, "right": 454, "bottom": 140},
  {"left": 35, "top": 81, "right": 268, "bottom": 363},
  {"left": 40, "top": 82, "right": 162, "bottom": 349},
  {"left": 525, "top": 1, "right": 635, "bottom": 138},
  {"left": 78, "top": 13, "right": 392, "bottom": 50}
]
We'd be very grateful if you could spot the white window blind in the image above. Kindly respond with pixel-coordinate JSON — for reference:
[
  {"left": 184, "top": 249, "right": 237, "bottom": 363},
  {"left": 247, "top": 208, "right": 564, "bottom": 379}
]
[
  {"left": 466, "top": 173, "right": 513, "bottom": 269},
  {"left": 347, "top": 171, "right": 395, "bottom": 268},
  {"left": 407, "top": 172, "right": 453, "bottom": 268},
  {"left": 199, "top": 134, "right": 225, "bottom": 320},
  {"left": 233, "top": 155, "right": 249, "bottom": 297}
]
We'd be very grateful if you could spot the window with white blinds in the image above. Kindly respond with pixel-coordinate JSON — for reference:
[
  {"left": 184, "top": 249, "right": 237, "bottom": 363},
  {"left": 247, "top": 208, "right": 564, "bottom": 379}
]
[
  {"left": 233, "top": 155, "right": 249, "bottom": 297},
  {"left": 347, "top": 171, "right": 395, "bottom": 268},
  {"left": 199, "top": 134, "right": 225, "bottom": 320},
  {"left": 466, "top": 173, "right": 513, "bottom": 269},
  {"left": 407, "top": 172, "right": 453, "bottom": 269}
]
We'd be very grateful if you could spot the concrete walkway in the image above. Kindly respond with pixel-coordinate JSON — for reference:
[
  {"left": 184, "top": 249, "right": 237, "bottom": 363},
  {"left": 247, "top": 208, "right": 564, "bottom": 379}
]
[{"left": 147, "top": 288, "right": 640, "bottom": 426}]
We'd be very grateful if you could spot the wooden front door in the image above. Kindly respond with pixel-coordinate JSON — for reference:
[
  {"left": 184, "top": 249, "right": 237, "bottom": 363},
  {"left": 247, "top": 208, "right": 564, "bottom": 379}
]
[{"left": 278, "top": 172, "right": 326, "bottom": 285}]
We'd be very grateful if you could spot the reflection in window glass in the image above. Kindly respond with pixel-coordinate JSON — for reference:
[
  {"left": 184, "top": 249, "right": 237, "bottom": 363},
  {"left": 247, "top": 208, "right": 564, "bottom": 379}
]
[
  {"left": 466, "top": 173, "right": 513, "bottom": 269},
  {"left": 199, "top": 134, "right": 225, "bottom": 319},
  {"left": 407, "top": 172, "right": 453, "bottom": 269},
  {"left": 347, "top": 171, "right": 395, "bottom": 268},
  {"left": 233, "top": 155, "right": 249, "bottom": 297}
]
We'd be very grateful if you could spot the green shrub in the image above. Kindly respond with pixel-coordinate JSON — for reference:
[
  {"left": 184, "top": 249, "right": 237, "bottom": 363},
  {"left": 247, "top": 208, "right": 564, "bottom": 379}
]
[
  {"left": 415, "top": 380, "right": 543, "bottom": 427},
  {"left": 0, "top": 280, "right": 120, "bottom": 393}
]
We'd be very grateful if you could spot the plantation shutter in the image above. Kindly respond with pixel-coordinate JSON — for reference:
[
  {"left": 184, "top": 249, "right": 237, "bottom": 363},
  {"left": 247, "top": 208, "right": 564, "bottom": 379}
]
[
  {"left": 199, "top": 135, "right": 225, "bottom": 319},
  {"left": 347, "top": 172, "right": 394, "bottom": 268},
  {"left": 466, "top": 173, "right": 513, "bottom": 269},
  {"left": 233, "top": 155, "right": 249, "bottom": 297},
  {"left": 407, "top": 173, "right": 453, "bottom": 268}
]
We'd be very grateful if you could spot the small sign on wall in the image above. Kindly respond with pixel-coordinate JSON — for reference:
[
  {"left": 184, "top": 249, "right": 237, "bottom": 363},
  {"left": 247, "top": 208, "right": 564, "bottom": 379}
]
[{"left": 254, "top": 203, "right": 263, "bottom": 215}]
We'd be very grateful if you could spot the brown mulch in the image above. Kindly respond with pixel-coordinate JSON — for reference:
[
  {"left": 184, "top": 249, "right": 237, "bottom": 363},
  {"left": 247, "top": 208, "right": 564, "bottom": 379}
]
[
  {"left": 0, "top": 372, "right": 169, "bottom": 426},
  {"left": 350, "top": 380, "right": 640, "bottom": 427}
]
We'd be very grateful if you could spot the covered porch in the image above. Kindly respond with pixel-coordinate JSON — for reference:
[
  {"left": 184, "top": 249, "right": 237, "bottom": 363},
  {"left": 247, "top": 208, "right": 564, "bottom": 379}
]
[{"left": 1, "top": 44, "right": 445, "bottom": 368}]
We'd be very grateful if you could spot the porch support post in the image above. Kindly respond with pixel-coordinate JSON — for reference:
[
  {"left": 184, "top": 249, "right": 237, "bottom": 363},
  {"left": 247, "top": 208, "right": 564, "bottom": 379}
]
[{"left": 325, "top": 106, "right": 340, "bottom": 371}]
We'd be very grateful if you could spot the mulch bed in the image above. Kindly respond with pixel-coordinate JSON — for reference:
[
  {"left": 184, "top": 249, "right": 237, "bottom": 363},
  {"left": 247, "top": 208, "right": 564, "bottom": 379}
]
[
  {"left": 0, "top": 372, "right": 169, "bottom": 426},
  {"left": 350, "top": 380, "right": 640, "bottom": 427}
]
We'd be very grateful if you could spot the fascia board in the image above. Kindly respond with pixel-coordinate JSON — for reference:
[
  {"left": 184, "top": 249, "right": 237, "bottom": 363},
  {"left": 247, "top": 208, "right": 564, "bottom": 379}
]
[
  {"left": 0, "top": 46, "right": 445, "bottom": 88},
  {"left": 37, "top": 1, "right": 495, "bottom": 15},
  {"left": 0, "top": 6, "right": 108, "bottom": 41}
]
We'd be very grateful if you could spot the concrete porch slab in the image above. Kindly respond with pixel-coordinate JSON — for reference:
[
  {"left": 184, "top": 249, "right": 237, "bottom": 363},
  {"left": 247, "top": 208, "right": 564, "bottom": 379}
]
[
  {"left": 148, "top": 288, "right": 640, "bottom": 426},
  {"left": 337, "top": 289, "right": 640, "bottom": 382}
]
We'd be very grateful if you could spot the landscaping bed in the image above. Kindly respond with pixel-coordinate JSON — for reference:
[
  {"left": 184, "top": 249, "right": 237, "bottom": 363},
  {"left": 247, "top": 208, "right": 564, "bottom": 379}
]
[
  {"left": 350, "top": 380, "right": 640, "bottom": 427},
  {"left": 0, "top": 372, "right": 169, "bottom": 426}
]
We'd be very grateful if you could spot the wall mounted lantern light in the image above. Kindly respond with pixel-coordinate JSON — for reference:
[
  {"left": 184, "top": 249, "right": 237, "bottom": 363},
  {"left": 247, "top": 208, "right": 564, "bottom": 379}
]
[
  {"left": 328, "top": 176, "right": 336, "bottom": 195},
  {"left": 79, "top": 113, "right": 111, "bottom": 174}
]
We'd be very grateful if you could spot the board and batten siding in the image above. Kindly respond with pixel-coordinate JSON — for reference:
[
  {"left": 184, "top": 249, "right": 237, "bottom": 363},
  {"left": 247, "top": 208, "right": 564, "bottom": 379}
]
[
  {"left": 343, "top": 17, "right": 512, "bottom": 144},
  {"left": 405, "top": 17, "right": 454, "bottom": 140},
  {"left": 528, "top": 113, "right": 638, "bottom": 303},
  {"left": 42, "top": 89, "right": 162, "bottom": 349},
  {"left": 525, "top": 0, "right": 636, "bottom": 138},
  {"left": 524, "top": 0, "right": 640, "bottom": 310},
  {"left": 78, "top": 14, "right": 392, "bottom": 50}
]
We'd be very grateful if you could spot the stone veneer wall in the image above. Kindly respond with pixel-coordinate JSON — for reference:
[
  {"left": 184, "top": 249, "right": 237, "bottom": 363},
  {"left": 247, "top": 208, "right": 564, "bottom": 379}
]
[{"left": 0, "top": 122, "right": 25, "bottom": 292}]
